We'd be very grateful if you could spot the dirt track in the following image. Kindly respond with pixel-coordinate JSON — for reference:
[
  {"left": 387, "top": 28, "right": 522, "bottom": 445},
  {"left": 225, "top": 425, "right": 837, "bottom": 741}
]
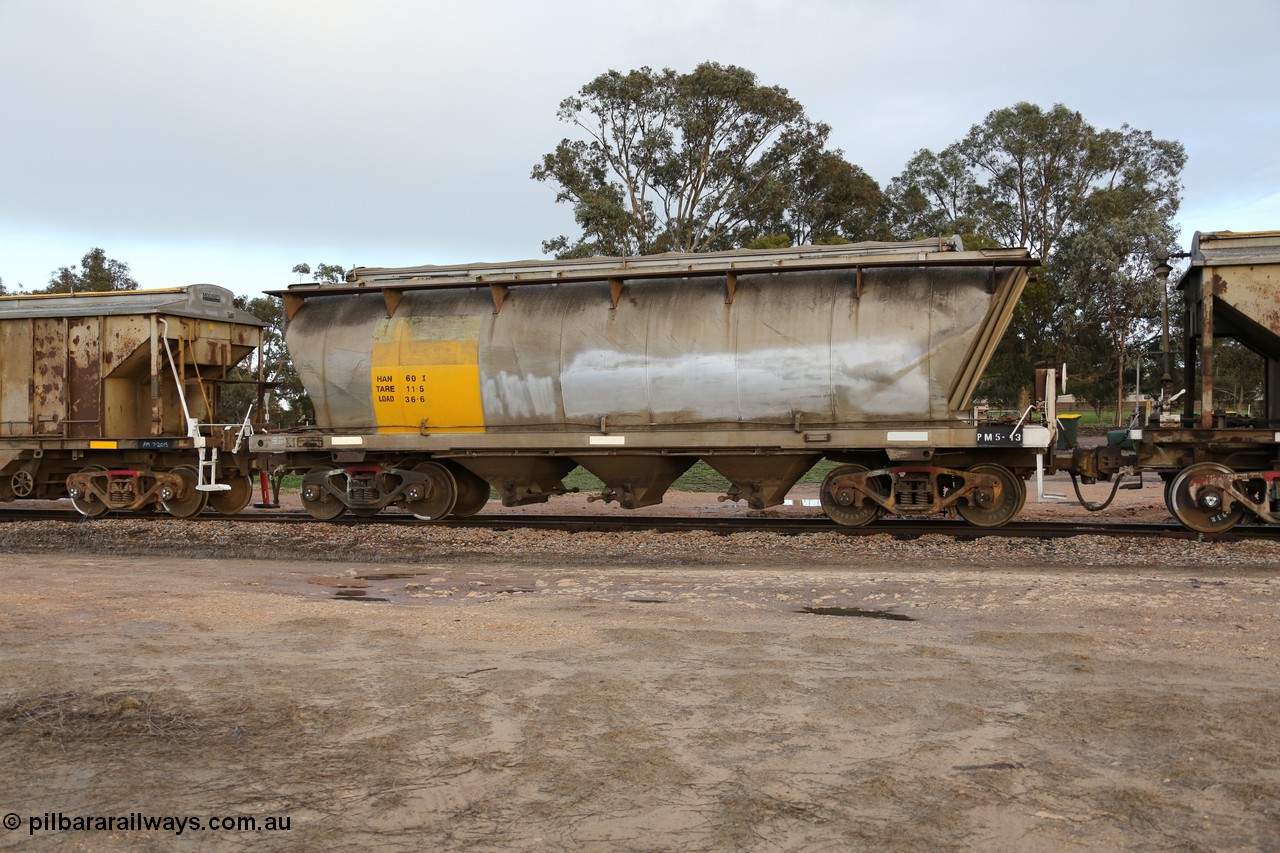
[{"left": 1, "top": 542, "right": 1277, "bottom": 851}]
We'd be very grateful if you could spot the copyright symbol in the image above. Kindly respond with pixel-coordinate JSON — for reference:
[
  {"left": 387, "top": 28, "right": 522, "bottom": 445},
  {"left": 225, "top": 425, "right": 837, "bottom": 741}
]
[{"left": 2, "top": 813, "right": 20, "bottom": 831}]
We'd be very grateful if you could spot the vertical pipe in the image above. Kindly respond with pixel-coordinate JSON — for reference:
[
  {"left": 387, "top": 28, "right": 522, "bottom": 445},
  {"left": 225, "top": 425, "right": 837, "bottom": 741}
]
[
  {"left": 178, "top": 331, "right": 186, "bottom": 424},
  {"left": 150, "top": 314, "right": 162, "bottom": 435}
]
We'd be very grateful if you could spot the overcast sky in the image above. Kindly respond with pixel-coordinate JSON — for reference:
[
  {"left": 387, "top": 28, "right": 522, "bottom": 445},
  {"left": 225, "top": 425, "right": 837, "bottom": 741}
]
[{"left": 2, "top": 0, "right": 1277, "bottom": 297}]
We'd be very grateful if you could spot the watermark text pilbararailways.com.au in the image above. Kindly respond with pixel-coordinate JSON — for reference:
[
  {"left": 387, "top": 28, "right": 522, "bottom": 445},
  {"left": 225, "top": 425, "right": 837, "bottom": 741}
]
[{"left": 5, "top": 811, "right": 291, "bottom": 836}]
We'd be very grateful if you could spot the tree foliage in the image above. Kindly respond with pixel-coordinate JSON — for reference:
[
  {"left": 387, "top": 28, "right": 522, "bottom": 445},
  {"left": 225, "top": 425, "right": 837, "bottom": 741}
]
[
  {"left": 740, "top": 148, "right": 890, "bottom": 246},
  {"left": 248, "top": 295, "right": 313, "bottom": 426},
  {"left": 220, "top": 295, "right": 314, "bottom": 429},
  {"left": 45, "top": 248, "right": 139, "bottom": 293},
  {"left": 533, "top": 62, "right": 885, "bottom": 257},
  {"left": 242, "top": 261, "right": 351, "bottom": 426},
  {"left": 290, "top": 262, "right": 347, "bottom": 284},
  {"left": 886, "top": 147, "right": 989, "bottom": 244},
  {"left": 1213, "top": 339, "right": 1264, "bottom": 413},
  {"left": 226, "top": 261, "right": 345, "bottom": 428},
  {"left": 887, "top": 103, "right": 1186, "bottom": 413},
  {"left": 313, "top": 263, "right": 346, "bottom": 284}
]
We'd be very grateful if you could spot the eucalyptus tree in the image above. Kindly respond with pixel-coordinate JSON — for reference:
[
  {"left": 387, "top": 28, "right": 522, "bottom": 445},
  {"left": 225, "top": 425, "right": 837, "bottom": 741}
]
[
  {"left": 45, "top": 248, "right": 139, "bottom": 293},
  {"left": 740, "top": 148, "right": 889, "bottom": 246},
  {"left": 885, "top": 147, "right": 990, "bottom": 244},
  {"left": 312, "top": 263, "right": 346, "bottom": 284},
  {"left": 533, "top": 62, "right": 884, "bottom": 257},
  {"left": 888, "top": 103, "right": 1186, "bottom": 410},
  {"left": 288, "top": 262, "right": 347, "bottom": 285},
  {"left": 218, "top": 295, "right": 314, "bottom": 430}
]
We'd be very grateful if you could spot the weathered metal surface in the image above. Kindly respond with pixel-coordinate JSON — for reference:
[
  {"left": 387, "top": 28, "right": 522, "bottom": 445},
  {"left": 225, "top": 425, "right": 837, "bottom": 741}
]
[
  {"left": 0, "top": 285, "right": 264, "bottom": 506},
  {"left": 282, "top": 243, "right": 1034, "bottom": 441},
  {"left": 67, "top": 316, "right": 102, "bottom": 439},
  {"left": 0, "top": 319, "right": 34, "bottom": 436},
  {"left": 32, "top": 318, "right": 66, "bottom": 436},
  {"left": 0, "top": 285, "right": 261, "bottom": 441},
  {"left": 0, "top": 284, "right": 253, "bottom": 322},
  {"left": 342, "top": 238, "right": 985, "bottom": 289},
  {"left": 1180, "top": 230, "right": 1280, "bottom": 425},
  {"left": 703, "top": 453, "right": 822, "bottom": 509}
]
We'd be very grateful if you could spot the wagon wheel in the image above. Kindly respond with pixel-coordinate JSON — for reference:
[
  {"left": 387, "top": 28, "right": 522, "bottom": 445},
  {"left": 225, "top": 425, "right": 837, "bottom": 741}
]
[
  {"left": 820, "top": 464, "right": 888, "bottom": 527},
  {"left": 208, "top": 476, "right": 254, "bottom": 516},
  {"left": 160, "top": 466, "right": 209, "bottom": 519},
  {"left": 407, "top": 462, "right": 457, "bottom": 521},
  {"left": 1011, "top": 471, "right": 1028, "bottom": 509},
  {"left": 1162, "top": 474, "right": 1178, "bottom": 520},
  {"left": 447, "top": 467, "right": 490, "bottom": 518},
  {"left": 300, "top": 466, "right": 347, "bottom": 521},
  {"left": 1167, "top": 462, "right": 1244, "bottom": 534},
  {"left": 10, "top": 469, "right": 35, "bottom": 498},
  {"left": 956, "top": 463, "right": 1024, "bottom": 528},
  {"left": 69, "top": 466, "right": 111, "bottom": 518}
]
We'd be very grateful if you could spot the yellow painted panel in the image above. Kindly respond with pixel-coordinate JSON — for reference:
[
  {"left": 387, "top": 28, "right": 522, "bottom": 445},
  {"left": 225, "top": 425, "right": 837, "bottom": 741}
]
[
  {"left": 370, "top": 315, "right": 485, "bottom": 434},
  {"left": 89, "top": 440, "right": 118, "bottom": 449}
]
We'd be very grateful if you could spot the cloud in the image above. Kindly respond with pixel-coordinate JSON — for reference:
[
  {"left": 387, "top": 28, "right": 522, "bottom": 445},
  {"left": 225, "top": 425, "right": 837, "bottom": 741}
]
[{"left": 1, "top": 0, "right": 1277, "bottom": 293}]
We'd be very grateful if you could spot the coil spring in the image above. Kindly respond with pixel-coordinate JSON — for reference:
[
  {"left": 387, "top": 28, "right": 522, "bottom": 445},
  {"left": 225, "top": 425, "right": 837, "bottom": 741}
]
[
  {"left": 894, "top": 479, "right": 934, "bottom": 506},
  {"left": 108, "top": 478, "right": 135, "bottom": 503},
  {"left": 347, "top": 477, "right": 380, "bottom": 503}
]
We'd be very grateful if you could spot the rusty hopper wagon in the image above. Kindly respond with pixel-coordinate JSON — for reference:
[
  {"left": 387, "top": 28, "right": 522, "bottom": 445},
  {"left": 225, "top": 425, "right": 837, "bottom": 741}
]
[
  {"left": 256, "top": 238, "right": 1053, "bottom": 527},
  {"left": 0, "top": 285, "right": 264, "bottom": 517},
  {"left": 1062, "top": 230, "right": 1280, "bottom": 533}
]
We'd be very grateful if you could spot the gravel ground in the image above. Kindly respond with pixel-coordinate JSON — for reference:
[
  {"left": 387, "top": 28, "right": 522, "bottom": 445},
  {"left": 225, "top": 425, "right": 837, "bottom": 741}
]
[
  {"left": 2, "top": 475, "right": 1279, "bottom": 571},
  {"left": 1, "top": 479, "right": 1277, "bottom": 851}
]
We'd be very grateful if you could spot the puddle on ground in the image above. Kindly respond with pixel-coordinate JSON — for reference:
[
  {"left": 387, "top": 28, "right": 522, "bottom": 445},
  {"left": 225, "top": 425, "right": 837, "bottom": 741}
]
[
  {"left": 798, "top": 606, "right": 915, "bottom": 621},
  {"left": 307, "top": 576, "right": 369, "bottom": 589},
  {"left": 332, "top": 589, "right": 389, "bottom": 602},
  {"left": 335, "top": 588, "right": 368, "bottom": 596}
]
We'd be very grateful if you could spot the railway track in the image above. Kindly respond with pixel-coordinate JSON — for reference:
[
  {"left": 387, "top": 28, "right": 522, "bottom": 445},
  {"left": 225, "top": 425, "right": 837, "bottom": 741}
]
[{"left": 0, "top": 505, "right": 1275, "bottom": 542}]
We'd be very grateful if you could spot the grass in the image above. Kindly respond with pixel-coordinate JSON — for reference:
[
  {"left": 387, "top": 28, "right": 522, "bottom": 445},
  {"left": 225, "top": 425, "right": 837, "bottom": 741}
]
[{"left": 1061, "top": 410, "right": 1119, "bottom": 427}]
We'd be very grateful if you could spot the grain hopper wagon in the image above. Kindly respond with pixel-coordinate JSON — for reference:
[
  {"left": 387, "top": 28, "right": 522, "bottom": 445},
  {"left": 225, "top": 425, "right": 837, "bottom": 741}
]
[
  {"left": 256, "top": 238, "right": 1052, "bottom": 527},
  {"left": 0, "top": 285, "right": 263, "bottom": 517}
]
